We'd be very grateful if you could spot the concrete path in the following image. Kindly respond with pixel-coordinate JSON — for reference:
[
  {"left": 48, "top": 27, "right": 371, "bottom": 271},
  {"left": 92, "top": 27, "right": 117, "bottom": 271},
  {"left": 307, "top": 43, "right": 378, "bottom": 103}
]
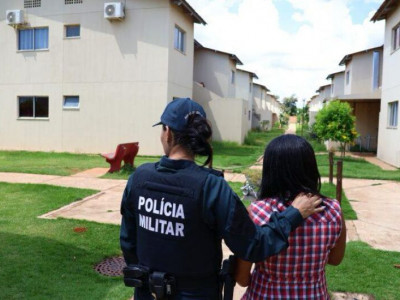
[
  {"left": 285, "top": 116, "right": 297, "bottom": 134},
  {"left": 1, "top": 170, "right": 400, "bottom": 299}
]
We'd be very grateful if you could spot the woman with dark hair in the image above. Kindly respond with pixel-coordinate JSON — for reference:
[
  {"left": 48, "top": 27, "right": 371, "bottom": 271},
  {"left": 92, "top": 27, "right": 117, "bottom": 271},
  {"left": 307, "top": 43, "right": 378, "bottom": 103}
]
[
  {"left": 120, "top": 99, "right": 324, "bottom": 300},
  {"left": 235, "top": 134, "right": 347, "bottom": 300}
]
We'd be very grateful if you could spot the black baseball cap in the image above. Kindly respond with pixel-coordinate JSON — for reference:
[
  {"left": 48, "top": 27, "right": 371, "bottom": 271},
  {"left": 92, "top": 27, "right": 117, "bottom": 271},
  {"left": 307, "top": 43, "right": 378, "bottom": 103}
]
[{"left": 153, "top": 98, "right": 207, "bottom": 131}]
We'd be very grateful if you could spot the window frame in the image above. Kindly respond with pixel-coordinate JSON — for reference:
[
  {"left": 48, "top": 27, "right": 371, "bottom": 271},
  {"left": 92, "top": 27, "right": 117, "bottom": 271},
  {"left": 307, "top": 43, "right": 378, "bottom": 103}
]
[
  {"left": 345, "top": 70, "right": 350, "bottom": 85},
  {"left": 388, "top": 101, "right": 399, "bottom": 128},
  {"left": 18, "top": 96, "right": 49, "bottom": 119},
  {"left": 392, "top": 23, "right": 400, "bottom": 53},
  {"left": 371, "top": 51, "right": 380, "bottom": 90},
  {"left": 64, "top": 24, "right": 81, "bottom": 39},
  {"left": 63, "top": 96, "right": 80, "bottom": 110},
  {"left": 18, "top": 27, "right": 49, "bottom": 52},
  {"left": 174, "top": 25, "right": 185, "bottom": 54}
]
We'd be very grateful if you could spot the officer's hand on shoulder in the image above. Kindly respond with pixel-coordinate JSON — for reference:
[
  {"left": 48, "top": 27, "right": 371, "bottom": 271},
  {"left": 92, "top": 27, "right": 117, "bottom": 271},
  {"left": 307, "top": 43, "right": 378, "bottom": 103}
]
[{"left": 292, "top": 193, "right": 325, "bottom": 219}]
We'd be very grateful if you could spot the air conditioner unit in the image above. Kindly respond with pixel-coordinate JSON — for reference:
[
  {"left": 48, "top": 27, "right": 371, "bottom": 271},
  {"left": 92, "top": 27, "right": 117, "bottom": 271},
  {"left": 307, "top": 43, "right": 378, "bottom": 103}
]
[
  {"left": 6, "top": 10, "right": 25, "bottom": 25},
  {"left": 104, "top": 2, "right": 125, "bottom": 20}
]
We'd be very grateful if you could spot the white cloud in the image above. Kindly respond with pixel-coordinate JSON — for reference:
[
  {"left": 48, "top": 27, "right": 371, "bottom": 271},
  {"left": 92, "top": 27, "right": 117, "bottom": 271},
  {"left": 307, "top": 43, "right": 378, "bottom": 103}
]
[{"left": 189, "top": 0, "right": 384, "bottom": 101}]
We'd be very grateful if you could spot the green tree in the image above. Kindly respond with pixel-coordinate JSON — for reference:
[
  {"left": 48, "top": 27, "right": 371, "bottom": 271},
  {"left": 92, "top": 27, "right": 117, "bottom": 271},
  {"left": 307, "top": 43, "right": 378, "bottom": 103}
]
[
  {"left": 282, "top": 95, "right": 298, "bottom": 116},
  {"left": 313, "top": 100, "right": 358, "bottom": 156}
]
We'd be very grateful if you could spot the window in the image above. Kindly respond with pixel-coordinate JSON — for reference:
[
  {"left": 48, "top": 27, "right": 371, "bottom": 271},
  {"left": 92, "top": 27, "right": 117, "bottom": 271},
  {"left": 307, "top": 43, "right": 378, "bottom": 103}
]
[
  {"left": 18, "top": 96, "right": 49, "bottom": 118},
  {"left": 388, "top": 101, "right": 398, "bottom": 127},
  {"left": 231, "top": 71, "right": 235, "bottom": 84},
  {"left": 393, "top": 24, "right": 400, "bottom": 52},
  {"left": 249, "top": 83, "right": 252, "bottom": 93},
  {"left": 65, "top": 25, "right": 80, "bottom": 38},
  {"left": 174, "top": 26, "right": 185, "bottom": 53},
  {"left": 65, "top": 0, "right": 83, "bottom": 4},
  {"left": 331, "top": 84, "right": 334, "bottom": 96},
  {"left": 63, "top": 96, "right": 79, "bottom": 109},
  {"left": 345, "top": 71, "right": 350, "bottom": 85},
  {"left": 18, "top": 27, "right": 48, "bottom": 51},
  {"left": 372, "top": 51, "right": 380, "bottom": 90},
  {"left": 24, "top": 0, "right": 41, "bottom": 8}
]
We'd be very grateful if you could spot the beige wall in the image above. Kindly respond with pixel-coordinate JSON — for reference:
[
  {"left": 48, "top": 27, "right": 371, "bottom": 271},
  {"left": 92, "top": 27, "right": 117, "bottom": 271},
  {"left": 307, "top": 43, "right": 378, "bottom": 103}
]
[
  {"left": 252, "top": 84, "right": 272, "bottom": 129},
  {"left": 193, "top": 49, "right": 236, "bottom": 98},
  {"left": 0, "top": 0, "right": 195, "bottom": 155},
  {"left": 331, "top": 73, "right": 345, "bottom": 98},
  {"left": 344, "top": 48, "right": 383, "bottom": 97},
  {"left": 377, "top": 4, "right": 400, "bottom": 167},
  {"left": 193, "top": 82, "right": 248, "bottom": 144},
  {"left": 309, "top": 88, "right": 328, "bottom": 126},
  {"left": 347, "top": 101, "right": 380, "bottom": 151},
  {"left": 167, "top": 3, "right": 194, "bottom": 101},
  {"left": 236, "top": 70, "right": 253, "bottom": 130}
]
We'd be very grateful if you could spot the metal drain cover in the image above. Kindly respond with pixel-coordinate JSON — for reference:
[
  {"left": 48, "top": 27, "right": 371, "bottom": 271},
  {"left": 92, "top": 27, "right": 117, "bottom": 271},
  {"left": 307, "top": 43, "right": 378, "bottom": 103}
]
[{"left": 94, "top": 256, "right": 126, "bottom": 276}]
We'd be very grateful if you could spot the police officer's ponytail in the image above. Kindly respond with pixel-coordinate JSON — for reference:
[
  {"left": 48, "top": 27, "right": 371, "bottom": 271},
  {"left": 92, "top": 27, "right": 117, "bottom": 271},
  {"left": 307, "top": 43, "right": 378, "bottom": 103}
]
[{"left": 172, "top": 114, "right": 213, "bottom": 166}]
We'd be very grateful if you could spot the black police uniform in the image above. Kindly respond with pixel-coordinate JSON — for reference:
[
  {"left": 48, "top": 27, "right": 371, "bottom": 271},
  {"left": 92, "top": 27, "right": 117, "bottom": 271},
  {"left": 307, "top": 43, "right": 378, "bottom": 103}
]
[{"left": 120, "top": 156, "right": 303, "bottom": 299}]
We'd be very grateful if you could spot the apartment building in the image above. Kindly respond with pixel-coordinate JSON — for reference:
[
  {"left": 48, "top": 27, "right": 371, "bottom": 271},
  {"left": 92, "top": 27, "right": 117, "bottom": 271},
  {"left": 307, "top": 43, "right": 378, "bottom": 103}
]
[
  {"left": 327, "top": 71, "right": 345, "bottom": 99},
  {"left": 0, "top": 0, "right": 205, "bottom": 155},
  {"left": 337, "top": 46, "right": 383, "bottom": 151},
  {"left": 268, "top": 94, "right": 281, "bottom": 127},
  {"left": 193, "top": 42, "right": 249, "bottom": 143},
  {"left": 372, "top": 0, "right": 400, "bottom": 167},
  {"left": 236, "top": 68, "right": 258, "bottom": 131},
  {"left": 252, "top": 83, "right": 271, "bottom": 130},
  {"left": 309, "top": 84, "right": 331, "bottom": 126}
]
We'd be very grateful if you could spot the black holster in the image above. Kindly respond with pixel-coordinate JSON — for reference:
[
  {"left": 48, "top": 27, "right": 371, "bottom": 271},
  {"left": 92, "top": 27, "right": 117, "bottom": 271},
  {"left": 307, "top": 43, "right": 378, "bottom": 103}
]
[
  {"left": 123, "top": 265, "right": 175, "bottom": 300},
  {"left": 123, "top": 265, "right": 149, "bottom": 289},
  {"left": 220, "top": 255, "right": 237, "bottom": 300}
]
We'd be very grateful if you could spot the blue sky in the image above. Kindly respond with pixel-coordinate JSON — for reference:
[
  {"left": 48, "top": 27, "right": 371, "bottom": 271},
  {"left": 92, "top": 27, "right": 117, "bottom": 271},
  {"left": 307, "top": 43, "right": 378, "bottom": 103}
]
[{"left": 190, "top": 0, "right": 385, "bottom": 100}]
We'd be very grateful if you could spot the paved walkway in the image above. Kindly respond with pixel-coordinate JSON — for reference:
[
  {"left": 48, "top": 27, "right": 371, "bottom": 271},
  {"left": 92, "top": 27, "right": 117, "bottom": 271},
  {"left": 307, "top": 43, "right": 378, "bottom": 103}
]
[{"left": 1, "top": 169, "right": 400, "bottom": 299}]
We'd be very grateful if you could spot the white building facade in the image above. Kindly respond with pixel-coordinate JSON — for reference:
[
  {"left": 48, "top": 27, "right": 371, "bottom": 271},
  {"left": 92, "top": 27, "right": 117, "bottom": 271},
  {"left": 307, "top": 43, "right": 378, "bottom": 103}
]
[{"left": 372, "top": 1, "right": 400, "bottom": 167}]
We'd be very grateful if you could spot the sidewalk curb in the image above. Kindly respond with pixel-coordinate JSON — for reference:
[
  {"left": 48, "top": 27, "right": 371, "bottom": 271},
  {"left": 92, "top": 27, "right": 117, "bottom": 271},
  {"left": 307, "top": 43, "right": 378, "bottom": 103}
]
[{"left": 38, "top": 191, "right": 105, "bottom": 219}]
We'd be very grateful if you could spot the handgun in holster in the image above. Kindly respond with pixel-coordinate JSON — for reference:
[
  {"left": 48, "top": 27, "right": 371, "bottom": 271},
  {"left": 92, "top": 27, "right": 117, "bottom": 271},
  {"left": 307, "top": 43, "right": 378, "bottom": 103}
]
[{"left": 220, "top": 255, "right": 237, "bottom": 300}]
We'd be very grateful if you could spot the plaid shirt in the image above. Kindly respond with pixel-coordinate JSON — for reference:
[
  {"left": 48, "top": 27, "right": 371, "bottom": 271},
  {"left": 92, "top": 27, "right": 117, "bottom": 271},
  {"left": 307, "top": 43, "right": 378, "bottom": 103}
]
[{"left": 241, "top": 197, "right": 342, "bottom": 300}]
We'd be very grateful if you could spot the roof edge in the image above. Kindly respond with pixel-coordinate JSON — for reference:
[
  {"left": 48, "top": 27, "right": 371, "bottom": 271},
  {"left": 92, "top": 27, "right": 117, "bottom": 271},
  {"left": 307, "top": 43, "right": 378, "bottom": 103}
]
[
  {"left": 339, "top": 45, "right": 384, "bottom": 66},
  {"left": 371, "top": 0, "right": 398, "bottom": 22},
  {"left": 172, "top": 0, "right": 207, "bottom": 25},
  {"left": 195, "top": 43, "right": 244, "bottom": 65}
]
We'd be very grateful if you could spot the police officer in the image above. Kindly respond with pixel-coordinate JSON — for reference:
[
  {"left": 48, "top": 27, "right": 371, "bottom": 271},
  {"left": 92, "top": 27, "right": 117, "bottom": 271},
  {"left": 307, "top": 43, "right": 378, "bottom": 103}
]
[{"left": 120, "top": 98, "right": 323, "bottom": 300}]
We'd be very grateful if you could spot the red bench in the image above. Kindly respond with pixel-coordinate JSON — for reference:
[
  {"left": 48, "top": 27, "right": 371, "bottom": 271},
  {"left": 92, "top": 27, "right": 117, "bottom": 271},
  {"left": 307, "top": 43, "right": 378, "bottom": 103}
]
[{"left": 101, "top": 142, "right": 139, "bottom": 173}]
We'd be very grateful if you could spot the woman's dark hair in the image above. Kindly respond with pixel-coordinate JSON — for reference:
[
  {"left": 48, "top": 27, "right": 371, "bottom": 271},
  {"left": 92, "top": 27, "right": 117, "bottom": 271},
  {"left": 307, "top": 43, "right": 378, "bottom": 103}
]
[
  {"left": 170, "top": 114, "right": 213, "bottom": 166},
  {"left": 259, "top": 134, "right": 321, "bottom": 202}
]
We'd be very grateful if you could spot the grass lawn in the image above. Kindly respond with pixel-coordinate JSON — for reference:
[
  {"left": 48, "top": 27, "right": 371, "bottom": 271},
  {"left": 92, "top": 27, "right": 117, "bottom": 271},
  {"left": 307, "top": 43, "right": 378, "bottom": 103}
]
[
  {"left": 0, "top": 150, "right": 107, "bottom": 175},
  {"left": 327, "top": 241, "right": 400, "bottom": 299},
  {"left": 0, "top": 182, "right": 132, "bottom": 300},
  {"left": 211, "top": 128, "right": 284, "bottom": 171},
  {"left": 0, "top": 150, "right": 160, "bottom": 177},
  {"left": 0, "top": 129, "right": 284, "bottom": 178},
  {"left": 317, "top": 154, "right": 400, "bottom": 181},
  {"left": 320, "top": 183, "right": 357, "bottom": 220},
  {"left": 296, "top": 124, "right": 327, "bottom": 153}
]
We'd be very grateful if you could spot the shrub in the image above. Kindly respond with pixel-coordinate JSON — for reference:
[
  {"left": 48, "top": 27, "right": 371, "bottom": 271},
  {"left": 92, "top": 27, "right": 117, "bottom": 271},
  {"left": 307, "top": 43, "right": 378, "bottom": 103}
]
[{"left": 314, "top": 101, "right": 358, "bottom": 156}]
